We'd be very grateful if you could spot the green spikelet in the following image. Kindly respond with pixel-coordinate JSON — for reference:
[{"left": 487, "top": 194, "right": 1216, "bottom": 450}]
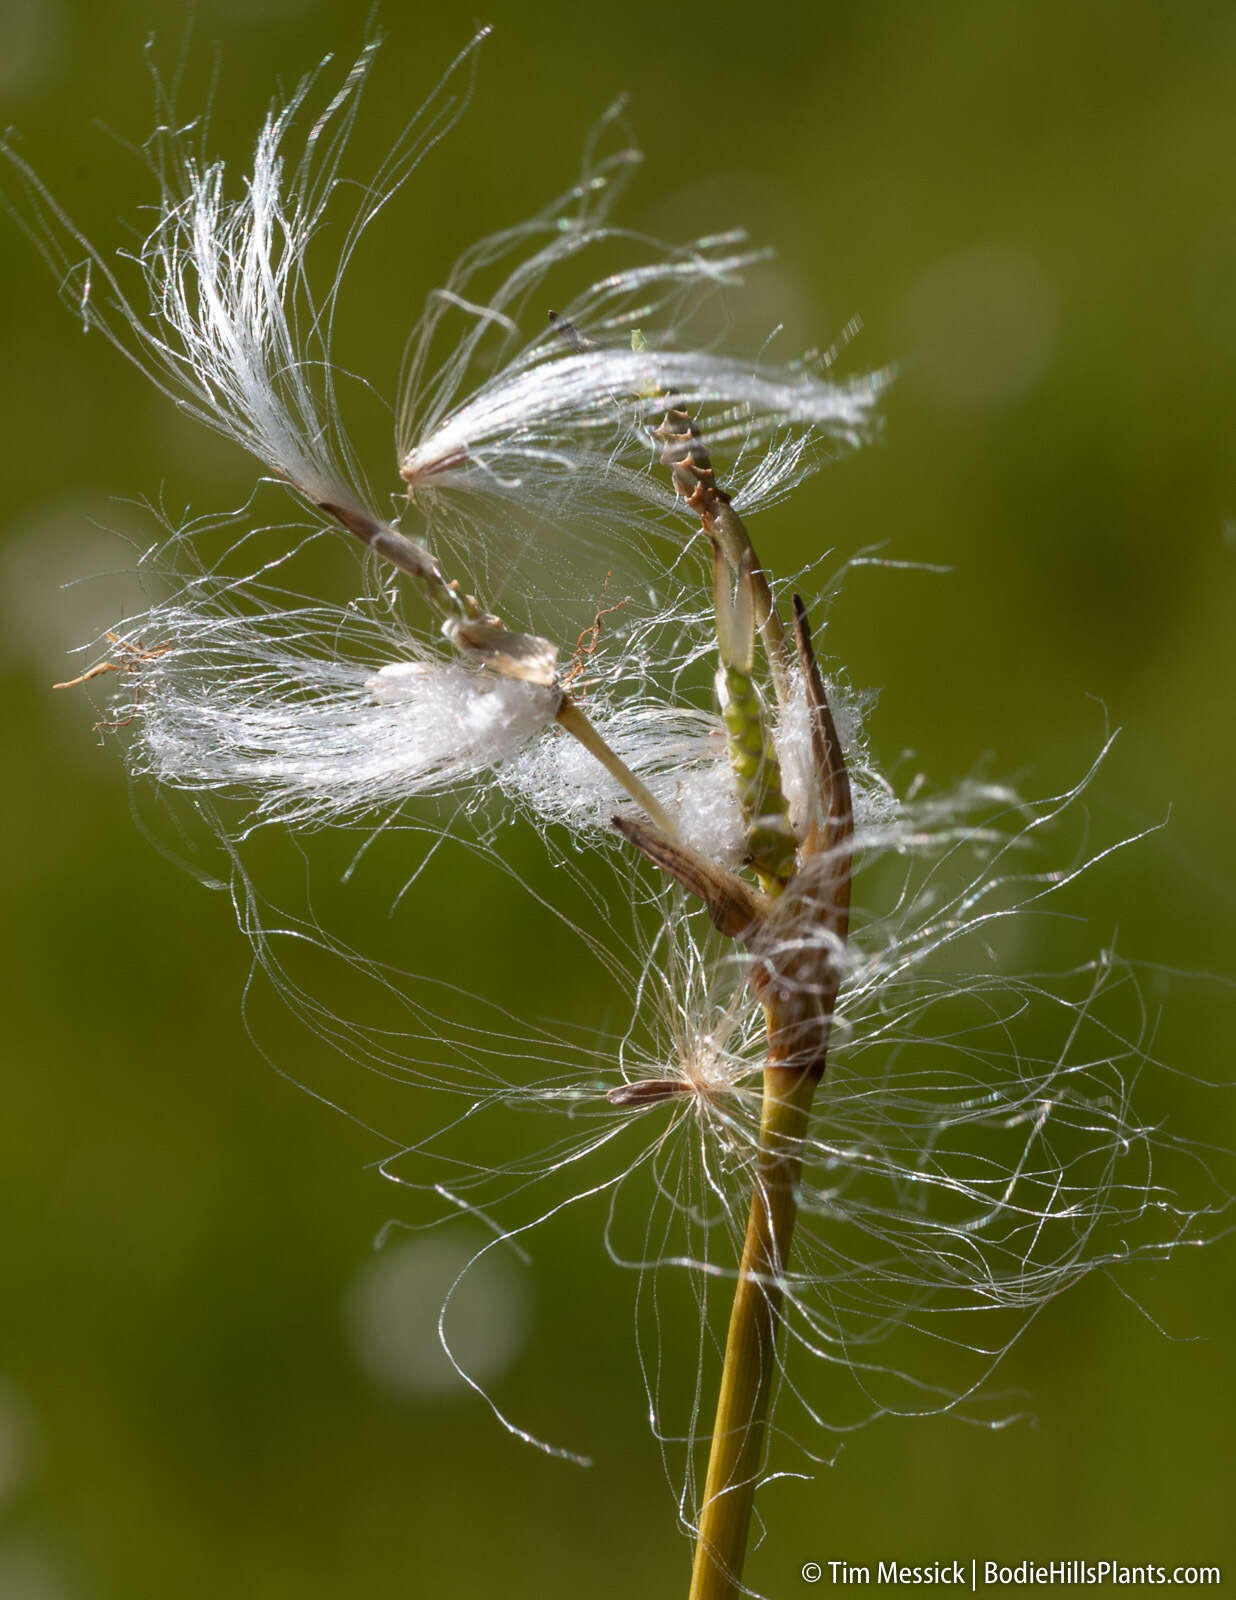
[
  {"left": 718, "top": 662, "right": 797, "bottom": 894},
  {"left": 714, "top": 547, "right": 797, "bottom": 895}
]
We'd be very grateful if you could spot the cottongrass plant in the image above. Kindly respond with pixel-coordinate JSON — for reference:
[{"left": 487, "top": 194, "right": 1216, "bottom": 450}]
[{"left": 8, "top": 32, "right": 1231, "bottom": 1599}]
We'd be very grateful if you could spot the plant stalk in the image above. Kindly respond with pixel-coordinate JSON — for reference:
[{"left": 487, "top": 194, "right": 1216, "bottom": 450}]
[
  {"left": 555, "top": 697, "right": 679, "bottom": 839},
  {"left": 688, "top": 1063, "right": 817, "bottom": 1599}
]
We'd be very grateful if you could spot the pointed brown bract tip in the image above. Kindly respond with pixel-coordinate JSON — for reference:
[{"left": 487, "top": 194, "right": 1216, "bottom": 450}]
[
  {"left": 610, "top": 813, "right": 768, "bottom": 941},
  {"left": 791, "top": 592, "right": 854, "bottom": 864}
]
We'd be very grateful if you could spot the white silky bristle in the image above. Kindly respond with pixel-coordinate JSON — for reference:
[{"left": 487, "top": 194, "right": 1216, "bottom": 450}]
[{"left": 124, "top": 603, "right": 560, "bottom": 828}]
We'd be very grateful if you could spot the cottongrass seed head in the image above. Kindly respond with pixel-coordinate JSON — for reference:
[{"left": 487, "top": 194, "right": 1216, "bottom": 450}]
[{"left": 9, "top": 27, "right": 1233, "bottom": 1574}]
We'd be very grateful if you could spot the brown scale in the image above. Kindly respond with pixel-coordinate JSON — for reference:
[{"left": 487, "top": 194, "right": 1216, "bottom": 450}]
[{"left": 652, "top": 408, "right": 732, "bottom": 527}]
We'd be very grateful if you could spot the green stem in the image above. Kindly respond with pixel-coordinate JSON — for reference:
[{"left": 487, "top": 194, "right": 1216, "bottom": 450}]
[
  {"left": 554, "top": 697, "right": 679, "bottom": 840},
  {"left": 689, "top": 1065, "right": 816, "bottom": 1600}
]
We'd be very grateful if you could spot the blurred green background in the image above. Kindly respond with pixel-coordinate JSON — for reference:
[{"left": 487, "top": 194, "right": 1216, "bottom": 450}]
[{"left": 3, "top": 1, "right": 1235, "bottom": 1595}]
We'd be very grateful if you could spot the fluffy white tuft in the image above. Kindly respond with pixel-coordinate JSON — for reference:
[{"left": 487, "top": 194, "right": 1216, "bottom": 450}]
[
  {"left": 402, "top": 348, "right": 887, "bottom": 504},
  {"left": 115, "top": 597, "right": 560, "bottom": 830},
  {"left": 2, "top": 36, "right": 487, "bottom": 524}
]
